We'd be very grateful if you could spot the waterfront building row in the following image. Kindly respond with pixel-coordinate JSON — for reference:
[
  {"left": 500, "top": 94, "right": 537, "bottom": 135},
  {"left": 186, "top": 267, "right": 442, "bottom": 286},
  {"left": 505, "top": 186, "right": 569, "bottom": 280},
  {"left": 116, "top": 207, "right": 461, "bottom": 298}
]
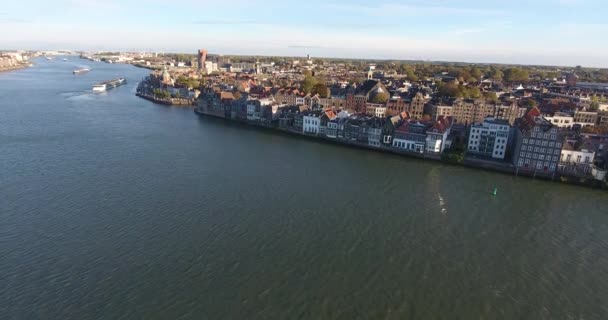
[{"left": 196, "top": 89, "right": 608, "bottom": 182}]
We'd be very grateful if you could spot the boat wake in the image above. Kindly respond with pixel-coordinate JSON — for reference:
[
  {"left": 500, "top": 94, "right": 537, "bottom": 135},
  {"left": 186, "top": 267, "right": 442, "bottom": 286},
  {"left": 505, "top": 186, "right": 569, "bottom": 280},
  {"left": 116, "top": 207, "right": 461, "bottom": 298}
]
[{"left": 60, "top": 91, "right": 97, "bottom": 101}]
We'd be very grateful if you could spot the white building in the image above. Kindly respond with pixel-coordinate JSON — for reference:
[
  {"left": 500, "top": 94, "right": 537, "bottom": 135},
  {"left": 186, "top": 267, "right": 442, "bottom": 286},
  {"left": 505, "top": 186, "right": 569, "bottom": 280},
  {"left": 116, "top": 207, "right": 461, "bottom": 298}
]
[
  {"left": 558, "top": 139, "right": 596, "bottom": 175},
  {"left": 303, "top": 112, "right": 321, "bottom": 135},
  {"left": 425, "top": 116, "right": 452, "bottom": 154},
  {"left": 392, "top": 121, "right": 429, "bottom": 154},
  {"left": 367, "top": 127, "right": 382, "bottom": 147},
  {"left": 560, "top": 142, "right": 595, "bottom": 165},
  {"left": 374, "top": 106, "right": 387, "bottom": 118},
  {"left": 246, "top": 103, "right": 259, "bottom": 121},
  {"left": 468, "top": 117, "right": 510, "bottom": 159},
  {"left": 544, "top": 112, "right": 574, "bottom": 128},
  {"left": 573, "top": 110, "right": 598, "bottom": 128},
  {"left": 204, "top": 61, "right": 218, "bottom": 74},
  {"left": 337, "top": 110, "right": 350, "bottom": 118}
]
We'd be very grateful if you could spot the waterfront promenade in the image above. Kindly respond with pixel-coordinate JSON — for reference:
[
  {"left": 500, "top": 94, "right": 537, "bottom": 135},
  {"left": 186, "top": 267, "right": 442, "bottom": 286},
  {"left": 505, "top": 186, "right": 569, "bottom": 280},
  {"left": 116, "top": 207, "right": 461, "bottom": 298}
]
[{"left": 136, "top": 91, "right": 195, "bottom": 106}]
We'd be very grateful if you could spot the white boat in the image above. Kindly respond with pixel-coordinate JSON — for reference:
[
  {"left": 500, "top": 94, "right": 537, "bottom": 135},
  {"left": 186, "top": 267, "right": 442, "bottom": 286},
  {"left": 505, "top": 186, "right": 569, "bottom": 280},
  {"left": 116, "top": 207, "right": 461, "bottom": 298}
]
[
  {"left": 62, "top": 58, "right": 68, "bottom": 61},
  {"left": 92, "top": 78, "right": 126, "bottom": 92},
  {"left": 73, "top": 68, "right": 90, "bottom": 75},
  {"left": 46, "top": 57, "right": 52, "bottom": 60},
  {"left": 92, "top": 84, "right": 106, "bottom": 92}
]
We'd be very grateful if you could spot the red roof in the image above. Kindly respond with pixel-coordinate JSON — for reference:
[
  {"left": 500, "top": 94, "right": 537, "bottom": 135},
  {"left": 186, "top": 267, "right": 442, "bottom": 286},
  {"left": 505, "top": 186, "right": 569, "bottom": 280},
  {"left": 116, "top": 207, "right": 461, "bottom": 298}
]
[
  {"left": 517, "top": 107, "right": 541, "bottom": 133},
  {"left": 429, "top": 116, "right": 452, "bottom": 134}
]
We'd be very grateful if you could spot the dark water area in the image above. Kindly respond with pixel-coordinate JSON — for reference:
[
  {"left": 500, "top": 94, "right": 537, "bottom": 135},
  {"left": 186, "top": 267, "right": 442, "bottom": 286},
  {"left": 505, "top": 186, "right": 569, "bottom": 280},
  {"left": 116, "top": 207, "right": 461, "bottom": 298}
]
[{"left": 1, "top": 57, "right": 608, "bottom": 319}]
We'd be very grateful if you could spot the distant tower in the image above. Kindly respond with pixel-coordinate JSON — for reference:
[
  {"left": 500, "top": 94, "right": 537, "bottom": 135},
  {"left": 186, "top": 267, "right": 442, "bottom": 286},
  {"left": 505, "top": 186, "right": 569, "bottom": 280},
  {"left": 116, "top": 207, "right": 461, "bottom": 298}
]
[
  {"left": 255, "top": 59, "right": 261, "bottom": 75},
  {"left": 197, "top": 49, "right": 208, "bottom": 71},
  {"left": 307, "top": 54, "right": 310, "bottom": 60},
  {"left": 161, "top": 67, "right": 174, "bottom": 87},
  {"left": 368, "top": 66, "right": 374, "bottom": 80},
  {"left": 566, "top": 72, "right": 578, "bottom": 87}
]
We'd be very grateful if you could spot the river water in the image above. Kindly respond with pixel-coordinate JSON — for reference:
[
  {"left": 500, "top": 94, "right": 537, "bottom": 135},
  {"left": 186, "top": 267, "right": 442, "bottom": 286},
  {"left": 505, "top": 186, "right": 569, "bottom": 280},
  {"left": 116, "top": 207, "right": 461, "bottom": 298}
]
[{"left": 1, "top": 57, "right": 608, "bottom": 319}]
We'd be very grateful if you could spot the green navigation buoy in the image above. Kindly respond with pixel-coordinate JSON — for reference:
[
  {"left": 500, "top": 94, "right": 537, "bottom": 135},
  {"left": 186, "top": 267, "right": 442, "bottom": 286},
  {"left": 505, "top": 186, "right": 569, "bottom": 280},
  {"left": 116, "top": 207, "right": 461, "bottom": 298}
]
[{"left": 491, "top": 187, "right": 498, "bottom": 196}]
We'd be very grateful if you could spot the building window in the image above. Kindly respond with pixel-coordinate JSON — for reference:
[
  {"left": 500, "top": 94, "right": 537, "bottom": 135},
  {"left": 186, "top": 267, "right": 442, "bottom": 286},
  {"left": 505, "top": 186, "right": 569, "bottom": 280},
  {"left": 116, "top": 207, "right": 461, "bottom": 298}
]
[{"left": 585, "top": 156, "right": 591, "bottom": 163}]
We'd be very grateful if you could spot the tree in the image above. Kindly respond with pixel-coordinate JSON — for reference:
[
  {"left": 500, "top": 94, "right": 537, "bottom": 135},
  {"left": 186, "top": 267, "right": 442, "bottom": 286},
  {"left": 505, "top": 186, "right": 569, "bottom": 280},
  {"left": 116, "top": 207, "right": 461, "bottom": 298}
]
[
  {"left": 489, "top": 68, "right": 504, "bottom": 81},
  {"left": 370, "top": 91, "right": 389, "bottom": 104},
  {"left": 406, "top": 70, "right": 419, "bottom": 83},
  {"left": 437, "top": 82, "right": 463, "bottom": 98},
  {"left": 311, "top": 83, "right": 330, "bottom": 98},
  {"left": 302, "top": 75, "right": 317, "bottom": 94},
  {"left": 582, "top": 126, "right": 608, "bottom": 135},
  {"left": 465, "top": 86, "right": 481, "bottom": 99},
  {"left": 471, "top": 67, "right": 483, "bottom": 80},
  {"left": 523, "top": 99, "right": 537, "bottom": 108},
  {"left": 483, "top": 91, "right": 498, "bottom": 103},
  {"left": 456, "top": 69, "right": 472, "bottom": 82},
  {"left": 503, "top": 68, "right": 529, "bottom": 83},
  {"left": 153, "top": 88, "right": 170, "bottom": 99},
  {"left": 175, "top": 76, "right": 199, "bottom": 89}
]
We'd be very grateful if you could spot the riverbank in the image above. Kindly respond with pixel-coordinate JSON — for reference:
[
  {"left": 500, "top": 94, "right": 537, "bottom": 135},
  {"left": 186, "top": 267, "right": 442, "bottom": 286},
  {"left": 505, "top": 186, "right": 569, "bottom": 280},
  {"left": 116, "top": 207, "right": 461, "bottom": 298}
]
[
  {"left": 0, "top": 64, "right": 31, "bottom": 73},
  {"left": 131, "top": 63, "right": 160, "bottom": 71},
  {"left": 136, "top": 92, "right": 195, "bottom": 107},
  {"left": 194, "top": 108, "right": 608, "bottom": 190}
]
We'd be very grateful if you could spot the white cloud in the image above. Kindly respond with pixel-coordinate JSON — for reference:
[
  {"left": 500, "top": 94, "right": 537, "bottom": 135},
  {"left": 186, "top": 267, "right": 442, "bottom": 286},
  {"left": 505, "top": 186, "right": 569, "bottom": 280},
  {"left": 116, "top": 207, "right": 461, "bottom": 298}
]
[
  {"left": 65, "top": 0, "right": 120, "bottom": 10},
  {"left": 324, "top": 2, "right": 504, "bottom": 16}
]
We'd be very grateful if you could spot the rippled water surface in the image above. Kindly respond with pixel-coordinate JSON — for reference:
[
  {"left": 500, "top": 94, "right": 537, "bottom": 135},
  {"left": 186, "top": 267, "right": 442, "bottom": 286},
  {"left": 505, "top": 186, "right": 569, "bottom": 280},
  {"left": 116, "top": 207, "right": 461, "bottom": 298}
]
[{"left": 1, "top": 58, "right": 608, "bottom": 319}]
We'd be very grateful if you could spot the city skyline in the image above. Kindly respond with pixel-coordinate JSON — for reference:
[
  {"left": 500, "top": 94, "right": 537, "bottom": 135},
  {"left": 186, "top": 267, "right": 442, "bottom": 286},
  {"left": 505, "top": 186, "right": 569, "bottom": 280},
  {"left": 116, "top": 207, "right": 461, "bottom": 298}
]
[{"left": 2, "top": 0, "right": 608, "bottom": 67}]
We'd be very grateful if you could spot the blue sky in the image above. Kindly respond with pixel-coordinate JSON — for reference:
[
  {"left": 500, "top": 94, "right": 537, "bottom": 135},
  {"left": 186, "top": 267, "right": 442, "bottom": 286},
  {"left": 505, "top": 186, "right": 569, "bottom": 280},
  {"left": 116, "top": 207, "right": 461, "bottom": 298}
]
[{"left": 2, "top": 0, "right": 607, "bottom": 67}]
